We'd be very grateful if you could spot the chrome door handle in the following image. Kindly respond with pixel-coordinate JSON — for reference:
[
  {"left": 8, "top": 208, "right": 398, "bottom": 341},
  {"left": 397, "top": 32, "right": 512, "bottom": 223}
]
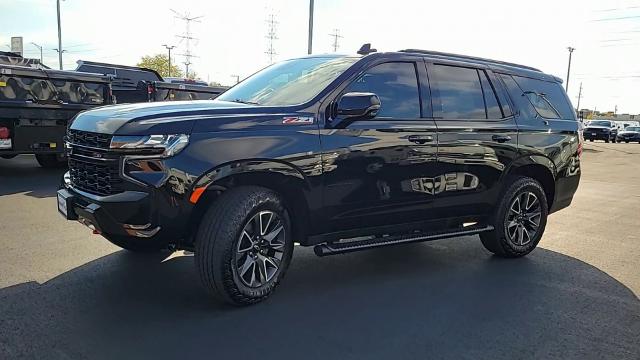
[
  {"left": 407, "top": 135, "right": 434, "bottom": 144},
  {"left": 492, "top": 135, "right": 512, "bottom": 143}
]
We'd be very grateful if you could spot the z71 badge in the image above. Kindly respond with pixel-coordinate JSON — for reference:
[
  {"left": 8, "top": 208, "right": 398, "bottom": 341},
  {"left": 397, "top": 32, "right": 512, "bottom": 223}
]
[{"left": 282, "top": 116, "right": 314, "bottom": 125}]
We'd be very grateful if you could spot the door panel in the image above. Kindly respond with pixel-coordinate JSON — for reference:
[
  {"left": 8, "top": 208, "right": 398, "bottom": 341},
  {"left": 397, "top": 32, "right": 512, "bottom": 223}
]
[
  {"left": 319, "top": 60, "right": 439, "bottom": 234},
  {"left": 427, "top": 63, "right": 519, "bottom": 220},
  {"left": 320, "top": 120, "right": 438, "bottom": 233}
]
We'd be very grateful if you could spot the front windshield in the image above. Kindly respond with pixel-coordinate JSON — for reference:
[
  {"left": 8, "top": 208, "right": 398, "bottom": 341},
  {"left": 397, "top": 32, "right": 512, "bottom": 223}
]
[
  {"left": 590, "top": 120, "right": 611, "bottom": 127},
  {"left": 624, "top": 126, "right": 639, "bottom": 132},
  {"left": 218, "top": 56, "right": 359, "bottom": 106}
]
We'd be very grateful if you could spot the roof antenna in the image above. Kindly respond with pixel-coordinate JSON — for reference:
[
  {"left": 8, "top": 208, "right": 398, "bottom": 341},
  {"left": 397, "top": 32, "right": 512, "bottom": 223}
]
[{"left": 357, "top": 43, "right": 377, "bottom": 55}]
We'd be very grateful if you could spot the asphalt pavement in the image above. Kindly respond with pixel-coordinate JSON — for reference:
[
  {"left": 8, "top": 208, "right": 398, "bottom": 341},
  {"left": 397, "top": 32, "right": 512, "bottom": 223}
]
[{"left": 1, "top": 143, "right": 639, "bottom": 359}]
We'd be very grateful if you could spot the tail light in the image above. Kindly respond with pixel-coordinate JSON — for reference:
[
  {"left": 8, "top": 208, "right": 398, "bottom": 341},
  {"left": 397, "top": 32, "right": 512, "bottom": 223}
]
[
  {"left": 577, "top": 130, "right": 584, "bottom": 157},
  {"left": 0, "top": 127, "right": 9, "bottom": 139}
]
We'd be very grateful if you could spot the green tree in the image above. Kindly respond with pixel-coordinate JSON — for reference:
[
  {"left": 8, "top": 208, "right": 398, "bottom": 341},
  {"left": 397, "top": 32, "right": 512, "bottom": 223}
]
[{"left": 137, "top": 54, "right": 183, "bottom": 78}]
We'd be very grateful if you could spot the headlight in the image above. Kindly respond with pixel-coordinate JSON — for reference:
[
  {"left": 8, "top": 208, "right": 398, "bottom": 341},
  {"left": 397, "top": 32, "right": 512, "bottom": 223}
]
[{"left": 110, "top": 134, "right": 189, "bottom": 157}]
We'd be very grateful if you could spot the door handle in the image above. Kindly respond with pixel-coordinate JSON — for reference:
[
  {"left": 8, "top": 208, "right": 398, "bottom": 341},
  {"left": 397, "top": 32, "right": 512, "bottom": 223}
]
[
  {"left": 491, "top": 135, "right": 512, "bottom": 143},
  {"left": 407, "top": 135, "right": 434, "bottom": 144}
]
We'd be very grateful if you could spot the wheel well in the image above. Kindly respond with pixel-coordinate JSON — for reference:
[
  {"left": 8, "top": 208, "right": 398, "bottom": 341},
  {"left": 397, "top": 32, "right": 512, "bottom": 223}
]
[
  {"left": 509, "top": 164, "right": 555, "bottom": 210},
  {"left": 188, "top": 172, "right": 311, "bottom": 245}
]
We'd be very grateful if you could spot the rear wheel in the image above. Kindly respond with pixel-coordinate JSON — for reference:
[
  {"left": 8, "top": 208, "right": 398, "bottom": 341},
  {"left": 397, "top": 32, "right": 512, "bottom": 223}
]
[
  {"left": 35, "top": 153, "right": 67, "bottom": 168},
  {"left": 480, "top": 176, "right": 548, "bottom": 258},
  {"left": 195, "top": 186, "right": 294, "bottom": 306}
]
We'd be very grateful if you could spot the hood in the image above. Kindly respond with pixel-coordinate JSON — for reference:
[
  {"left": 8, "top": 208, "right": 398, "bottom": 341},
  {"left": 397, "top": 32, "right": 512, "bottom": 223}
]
[
  {"left": 69, "top": 100, "right": 299, "bottom": 135},
  {"left": 584, "top": 126, "right": 611, "bottom": 130},
  {"left": 619, "top": 129, "right": 640, "bottom": 135}
]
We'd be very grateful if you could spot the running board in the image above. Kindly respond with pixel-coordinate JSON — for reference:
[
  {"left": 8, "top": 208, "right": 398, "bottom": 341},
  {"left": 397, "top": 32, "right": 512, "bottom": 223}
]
[{"left": 313, "top": 225, "right": 494, "bottom": 257}]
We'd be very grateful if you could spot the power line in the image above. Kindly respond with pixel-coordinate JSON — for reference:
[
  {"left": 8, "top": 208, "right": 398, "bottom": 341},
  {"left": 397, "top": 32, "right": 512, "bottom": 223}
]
[
  {"left": 329, "top": 29, "right": 343, "bottom": 52},
  {"left": 171, "top": 9, "right": 203, "bottom": 78},
  {"left": 265, "top": 13, "right": 278, "bottom": 63}
]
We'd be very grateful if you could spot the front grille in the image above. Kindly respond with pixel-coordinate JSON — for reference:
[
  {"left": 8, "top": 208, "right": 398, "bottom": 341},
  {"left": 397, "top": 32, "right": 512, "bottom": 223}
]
[
  {"left": 67, "top": 129, "right": 112, "bottom": 149},
  {"left": 68, "top": 157, "right": 122, "bottom": 196},
  {"left": 67, "top": 129, "right": 123, "bottom": 196}
]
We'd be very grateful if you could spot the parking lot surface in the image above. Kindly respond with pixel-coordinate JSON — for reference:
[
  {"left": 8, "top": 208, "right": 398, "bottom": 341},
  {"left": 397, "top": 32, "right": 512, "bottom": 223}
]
[{"left": 1, "top": 142, "right": 639, "bottom": 359}]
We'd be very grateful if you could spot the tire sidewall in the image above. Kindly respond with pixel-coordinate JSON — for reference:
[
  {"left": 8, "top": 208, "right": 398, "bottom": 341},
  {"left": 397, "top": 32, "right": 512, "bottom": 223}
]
[
  {"left": 229, "top": 199, "right": 294, "bottom": 299},
  {"left": 495, "top": 178, "right": 548, "bottom": 256}
]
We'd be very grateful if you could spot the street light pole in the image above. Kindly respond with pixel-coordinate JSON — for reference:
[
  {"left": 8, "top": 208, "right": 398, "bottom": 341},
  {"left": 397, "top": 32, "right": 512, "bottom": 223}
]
[
  {"left": 56, "top": 0, "right": 63, "bottom": 70},
  {"left": 307, "top": 0, "right": 314, "bottom": 54},
  {"left": 162, "top": 44, "right": 176, "bottom": 77},
  {"left": 566, "top": 46, "right": 575, "bottom": 92}
]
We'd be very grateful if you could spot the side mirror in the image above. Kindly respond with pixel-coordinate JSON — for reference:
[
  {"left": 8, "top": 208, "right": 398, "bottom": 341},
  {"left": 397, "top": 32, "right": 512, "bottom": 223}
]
[{"left": 337, "top": 92, "right": 381, "bottom": 120}]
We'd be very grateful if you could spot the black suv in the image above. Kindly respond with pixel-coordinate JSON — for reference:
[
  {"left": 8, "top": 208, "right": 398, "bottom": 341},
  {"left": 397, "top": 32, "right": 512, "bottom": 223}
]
[
  {"left": 58, "top": 48, "right": 582, "bottom": 305},
  {"left": 583, "top": 120, "right": 618, "bottom": 143}
]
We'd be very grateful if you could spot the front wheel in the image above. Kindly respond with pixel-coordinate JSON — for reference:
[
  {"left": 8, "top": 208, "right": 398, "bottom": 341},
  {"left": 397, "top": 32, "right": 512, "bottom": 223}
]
[
  {"left": 480, "top": 177, "right": 548, "bottom": 258},
  {"left": 195, "top": 186, "right": 294, "bottom": 306}
]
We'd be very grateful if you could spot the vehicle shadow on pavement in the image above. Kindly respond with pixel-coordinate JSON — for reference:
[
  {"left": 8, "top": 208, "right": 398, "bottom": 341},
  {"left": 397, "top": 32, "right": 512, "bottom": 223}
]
[
  {"left": 0, "top": 156, "right": 65, "bottom": 198},
  {"left": 1, "top": 237, "right": 638, "bottom": 360}
]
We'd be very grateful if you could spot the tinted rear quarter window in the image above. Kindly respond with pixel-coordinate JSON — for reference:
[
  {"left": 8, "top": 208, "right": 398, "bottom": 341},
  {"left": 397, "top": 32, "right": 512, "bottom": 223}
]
[{"left": 512, "top": 75, "right": 575, "bottom": 119}]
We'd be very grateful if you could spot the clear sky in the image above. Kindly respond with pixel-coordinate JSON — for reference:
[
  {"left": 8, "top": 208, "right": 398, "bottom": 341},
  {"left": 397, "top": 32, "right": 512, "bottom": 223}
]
[{"left": 2, "top": 0, "right": 639, "bottom": 113}]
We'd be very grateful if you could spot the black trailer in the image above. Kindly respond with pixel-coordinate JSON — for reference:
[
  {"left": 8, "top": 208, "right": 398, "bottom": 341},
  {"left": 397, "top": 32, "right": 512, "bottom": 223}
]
[
  {"left": 0, "top": 64, "right": 112, "bottom": 167},
  {"left": 75, "top": 60, "right": 227, "bottom": 103}
]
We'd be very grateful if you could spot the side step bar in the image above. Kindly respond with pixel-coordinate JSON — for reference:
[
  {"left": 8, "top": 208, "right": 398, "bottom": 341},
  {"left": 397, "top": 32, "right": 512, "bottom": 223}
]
[{"left": 313, "top": 225, "right": 494, "bottom": 257}]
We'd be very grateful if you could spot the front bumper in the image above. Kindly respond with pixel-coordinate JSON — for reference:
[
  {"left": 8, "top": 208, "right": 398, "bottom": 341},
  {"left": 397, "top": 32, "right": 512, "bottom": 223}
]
[
  {"left": 616, "top": 134, "right": 640, "bottom": 142},
  {"left": 583, "top": 132, "right": 611, "bottom": 141},
  {"left": 57, "top": 186, "right": 161, "bottom": 238}
]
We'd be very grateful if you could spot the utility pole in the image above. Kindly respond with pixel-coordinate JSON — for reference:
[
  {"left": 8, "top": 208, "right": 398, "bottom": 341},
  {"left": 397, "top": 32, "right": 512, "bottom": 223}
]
[
  {"left": 56, "top": 0, "right": 63, "bottom": 70},
  {"left": 265, "top": 13, "right": 278, "bottom": 63},
  {"left": 307, "top": 0, "right": 314, "bottom": 54},
  {"left": 565, "top": 46, "right": 575, "bottom": 92},
  {"left": 31, "top": 42, "right": 43, "bottom": 64},
  {"left": 53, "top": 48, "right": 66, "bottom": 69},
  {"left": 329, "top": 29, "right": 343, "bottom": 52},
  {"left": 231, "top": 75, "right": 240, "bottom": 84},
  {"left": 172, "top": 9, "right": 203, "bottom": 79},
  {"left": 162, "top": 44, "right": 176, "bottom": 77},
  {"left": 576, "top": 82, "right": 583, "bottom": 113}
]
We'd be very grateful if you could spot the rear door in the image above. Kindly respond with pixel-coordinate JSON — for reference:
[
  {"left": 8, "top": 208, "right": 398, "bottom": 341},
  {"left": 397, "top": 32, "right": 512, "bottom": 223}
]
[
  {"left": 426, "top": 62, "right": 518, "bottom": 221},
  {"left": 319, "top": 59, "right": 440, "bottom": 234}
]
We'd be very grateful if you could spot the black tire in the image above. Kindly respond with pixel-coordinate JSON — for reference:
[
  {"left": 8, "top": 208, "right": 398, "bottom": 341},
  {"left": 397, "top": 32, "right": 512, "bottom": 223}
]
[
  {"left": 625, "top": 140, "right": 629, "bottom": 143},
  {"left": 195, "top": 186, "right": 294, "bottom": 306},
  {"left": 480, "top": 176, "right": 548, "bottom": 258},
  {"left": 35, "top": 154, "right": 67, "bottom": 168},
  {"left": 589, "top": 139, "right": 593, "bottom": 142},
  {"left": 605, "top": 139, "right": 609, "bottom": 143},
  {"left": 104, "top": 234, "right": 168, "bottom": 253}
]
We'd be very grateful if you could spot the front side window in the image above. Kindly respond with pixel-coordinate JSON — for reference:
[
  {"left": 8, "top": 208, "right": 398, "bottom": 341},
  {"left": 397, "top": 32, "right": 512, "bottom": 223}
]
[
  {"left": 344, "top": 62, "right": 421, "bottom": 119},
  {"left": 431, "top": 65, "right": 486, "bottom": 119},
  {"left": 217, "top": 56, "right": 359, "bottom": 106}
]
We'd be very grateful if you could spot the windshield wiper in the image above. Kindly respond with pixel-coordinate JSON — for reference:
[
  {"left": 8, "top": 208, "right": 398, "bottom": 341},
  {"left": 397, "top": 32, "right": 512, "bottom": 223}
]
[{"left": 229, "top": 98, "right": 261, "bottom": 105}]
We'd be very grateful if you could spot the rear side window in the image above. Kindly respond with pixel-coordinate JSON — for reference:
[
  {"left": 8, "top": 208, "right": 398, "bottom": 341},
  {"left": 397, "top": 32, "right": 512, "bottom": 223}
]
[
  {"left": 345, "top": 62, "right": 421, "bottom": 118},
  {"left": 479, "top": 71, "right": 503, "bottom": 119},
  {"left": 512, "top": 76, "right": 575, "bottom": 119},
  {"left": 431, "top": 65, "right": 486, "bottom": 119}
]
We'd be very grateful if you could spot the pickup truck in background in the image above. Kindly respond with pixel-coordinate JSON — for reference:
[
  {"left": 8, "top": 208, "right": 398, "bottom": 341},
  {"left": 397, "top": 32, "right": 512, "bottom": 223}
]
[
  {"left": 0, "top": 63, "right": 113, "bottom": 167},
  {"left": 75, "top": 61, "right": 228, "bottom": 104}
]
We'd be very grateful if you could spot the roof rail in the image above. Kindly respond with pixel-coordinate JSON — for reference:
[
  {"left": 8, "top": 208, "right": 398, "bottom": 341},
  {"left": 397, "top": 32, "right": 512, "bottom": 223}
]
[{"left": 399, "top": 49, "right": 541, "bottom": 72}]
